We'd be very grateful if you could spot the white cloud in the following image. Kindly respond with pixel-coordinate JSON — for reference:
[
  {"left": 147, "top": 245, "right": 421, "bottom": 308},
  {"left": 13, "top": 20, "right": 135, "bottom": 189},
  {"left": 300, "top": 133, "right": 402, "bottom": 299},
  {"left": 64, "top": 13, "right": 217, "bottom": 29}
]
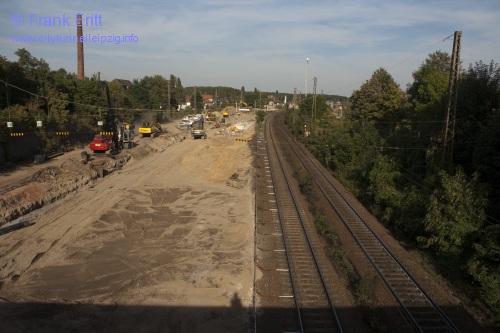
[{"left": 1, "top": 0, "right": 499, "bottom": 96}]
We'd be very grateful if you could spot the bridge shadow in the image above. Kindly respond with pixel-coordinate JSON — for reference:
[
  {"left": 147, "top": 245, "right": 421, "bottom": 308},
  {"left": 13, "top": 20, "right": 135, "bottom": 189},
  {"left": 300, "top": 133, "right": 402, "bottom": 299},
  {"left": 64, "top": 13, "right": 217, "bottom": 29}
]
[{"left": 0, "top": 294, "right": 491, "bottom": 333}]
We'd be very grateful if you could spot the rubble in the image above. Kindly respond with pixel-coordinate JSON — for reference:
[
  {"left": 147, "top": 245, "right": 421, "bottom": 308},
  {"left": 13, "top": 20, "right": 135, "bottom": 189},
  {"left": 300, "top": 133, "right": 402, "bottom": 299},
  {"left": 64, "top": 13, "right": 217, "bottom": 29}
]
[{"left": 0, "top": 155, "right": 130, "bottom": 226}]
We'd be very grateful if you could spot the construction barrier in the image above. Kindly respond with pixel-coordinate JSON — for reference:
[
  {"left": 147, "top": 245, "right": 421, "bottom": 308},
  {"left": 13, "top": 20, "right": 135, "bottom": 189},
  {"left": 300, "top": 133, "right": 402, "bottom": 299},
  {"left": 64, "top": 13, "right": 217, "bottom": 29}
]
[
  {"left": 235, "top": 138, "right": 250, "bottom": 142},
  {"left": 56, "top": 131, "right": 70, "bottom": 135},
  {"left": 100, "top": 131, "right": 114, "bottom": 135},
  {"left": 10, "top": 133, "right": 24, "bottom": 136}
]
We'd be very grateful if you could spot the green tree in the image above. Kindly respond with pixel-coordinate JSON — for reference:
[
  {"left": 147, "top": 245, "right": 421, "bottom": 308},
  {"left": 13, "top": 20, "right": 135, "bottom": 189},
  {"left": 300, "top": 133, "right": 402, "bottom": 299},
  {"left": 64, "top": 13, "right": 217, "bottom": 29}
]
[
  {"left": 383, "top": 52, "right": 451, "bottom": 180},
  {"left": 367, "top": 155, "right": 403, "bottom": 224},
  {"left": 329, "top": 121, "right": 382, "bottom": 197},
  {"left": 129, "top": 75, "right": 170, "bottom": 110},
  {"left": 14, "top": 48, "right": 50, "bottom": 85},
  {"left": 297, "top": 94, "right": 329, "bottom": 138},
  {"left": 73, "top": 74, "right": 107, "bottom": 131},
  {"left": 405, "top": 51, "right": 450, "bottom": 152},
  {"left": 407, "top": 51, "right": 450, "bottom": 109},
  {"left": 108, "top": 80, "right": 131, "bottom": 110},
  {"left": 349, "top": 68, "right": 407, "bottom": 126},
  {"left": 191, "top": 90, "right": 203, "bottom": 112},
  {"left": 467, "top": 224, "right": 500, "bottom": 317},
  {"left": 0, "top": 55, "right": 30, "bottom": 107},
  {"left": 418, "top": 168, "right": 487, "bottom": 259},
  {"left": 128, "top": 78, "right": 149, "bottom": 108},
  {"left": 473, "top": 111, "right": 500, "bottom": 219},
  {"left": 1, "top": 104, "right": 34, "bottom": 131},
  {"left": 453, "top": 60, "right": 500, "bottom": 174}
]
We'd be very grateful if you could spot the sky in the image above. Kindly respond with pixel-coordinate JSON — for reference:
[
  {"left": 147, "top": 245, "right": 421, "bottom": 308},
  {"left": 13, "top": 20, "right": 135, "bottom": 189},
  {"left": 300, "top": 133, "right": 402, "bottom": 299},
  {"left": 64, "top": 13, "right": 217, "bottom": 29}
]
[{"left": 1, "top": 0, "right": 499, "bottom": 97}]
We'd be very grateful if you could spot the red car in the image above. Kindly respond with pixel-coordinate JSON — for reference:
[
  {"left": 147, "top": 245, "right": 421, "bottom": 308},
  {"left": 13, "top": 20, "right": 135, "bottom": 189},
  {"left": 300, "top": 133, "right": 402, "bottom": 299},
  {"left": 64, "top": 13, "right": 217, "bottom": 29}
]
[{"left": 89, "top": 134, "right": 115, "bottom": 153}]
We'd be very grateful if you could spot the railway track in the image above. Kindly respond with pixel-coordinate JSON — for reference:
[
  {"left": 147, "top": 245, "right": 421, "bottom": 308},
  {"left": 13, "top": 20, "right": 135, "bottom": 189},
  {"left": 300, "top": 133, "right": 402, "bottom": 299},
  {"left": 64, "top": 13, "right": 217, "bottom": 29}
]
[
  {"left": 270, "top": 113, "right": 461, "bottom": 333},
  {"left": 254, "top": 115, "right": 343, "bottom": 332}
]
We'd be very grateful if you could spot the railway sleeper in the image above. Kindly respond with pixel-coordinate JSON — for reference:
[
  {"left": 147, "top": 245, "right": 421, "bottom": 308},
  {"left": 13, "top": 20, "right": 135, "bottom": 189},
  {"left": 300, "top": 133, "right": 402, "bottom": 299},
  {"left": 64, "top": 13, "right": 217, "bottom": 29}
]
[
  {"left": 382, "top": 271, "right": 408, "bottom": 278},
  {"left": 410, "top": 311, "right": 446, "bottom": 321},
  {"left": 391, "top": 282, "right": 418, "bottom": 289},
  {"left": 399, "top": 297, "right": 429, "bottom": 306},
  {"left": 299, "top": 296, "right": 330, "bottom": 304},
  {"left": 416, "top": 320, "right": 452, "bottom": 329},
  {"left": 302, "top": 321, "right": 338, "bottom": 333}
]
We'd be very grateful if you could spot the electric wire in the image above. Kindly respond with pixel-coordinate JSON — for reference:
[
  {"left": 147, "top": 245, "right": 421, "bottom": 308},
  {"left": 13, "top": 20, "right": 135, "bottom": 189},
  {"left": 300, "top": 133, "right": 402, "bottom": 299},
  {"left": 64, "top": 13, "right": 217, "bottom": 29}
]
[{"left": 330, "top": 32, "right": 455, "bottom": 94}]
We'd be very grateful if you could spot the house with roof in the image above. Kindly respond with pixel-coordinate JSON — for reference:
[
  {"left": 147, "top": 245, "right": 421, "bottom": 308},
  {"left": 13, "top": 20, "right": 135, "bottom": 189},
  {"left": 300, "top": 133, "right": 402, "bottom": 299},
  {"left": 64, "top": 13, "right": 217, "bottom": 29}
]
[
  {"left": 202, "top": 95, "right": 214, "bottom": 107},
  {"left": 180, "top": 95, "right": 191, "bottom": 110},
  {"left": 111, "top": 79, "right": 133, "bottom": 90}
]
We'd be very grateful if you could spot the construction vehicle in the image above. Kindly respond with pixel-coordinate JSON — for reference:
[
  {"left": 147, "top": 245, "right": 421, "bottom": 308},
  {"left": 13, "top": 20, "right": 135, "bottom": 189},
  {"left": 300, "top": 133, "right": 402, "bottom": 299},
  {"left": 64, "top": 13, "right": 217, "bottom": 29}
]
[
  {"left": 89, "top": 118, "right": 135, "bottom": 154},
  {"left": 191, "top": 117, "right": 207, "bottom": 139},
  {"left": 139, "top": 121, "right": 163, "bottom": 137},
  {"left": 115, "top": 120, "right": 135, "bottom": 149},
  {"left": 238, "top": 101, "right": 251, "bottom": 112},
  {"left": 211, "top": 118, "right": 221, "bottom": 128},
  {"left": 192, "top": 129, "right": 207, "bottom": 139},
  {"left": 123, "top": 122, "right": 134, "bottom": 131},
  {"left": 206, "top": 112, "right": 217, "bottom": 121},
  {"left": 116, "top": 122, "right": 134, "bottom": 149},
  {"left": 221, "top": 106, "right": 231, "bottom": 118}
]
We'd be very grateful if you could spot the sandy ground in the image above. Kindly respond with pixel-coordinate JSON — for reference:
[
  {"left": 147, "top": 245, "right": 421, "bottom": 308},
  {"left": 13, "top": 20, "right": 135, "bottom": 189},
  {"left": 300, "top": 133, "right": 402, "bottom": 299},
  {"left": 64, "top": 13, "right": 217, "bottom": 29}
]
[{"left": 0, "top": 113, "right": 256, "bottom": 332}]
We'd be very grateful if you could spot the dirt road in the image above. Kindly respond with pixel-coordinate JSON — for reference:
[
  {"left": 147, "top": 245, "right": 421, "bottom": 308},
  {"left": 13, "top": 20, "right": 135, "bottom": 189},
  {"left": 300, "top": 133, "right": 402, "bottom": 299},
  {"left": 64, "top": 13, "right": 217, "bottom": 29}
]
[{"left": 0, "top": 114, "right": 256, "bottom": 332}]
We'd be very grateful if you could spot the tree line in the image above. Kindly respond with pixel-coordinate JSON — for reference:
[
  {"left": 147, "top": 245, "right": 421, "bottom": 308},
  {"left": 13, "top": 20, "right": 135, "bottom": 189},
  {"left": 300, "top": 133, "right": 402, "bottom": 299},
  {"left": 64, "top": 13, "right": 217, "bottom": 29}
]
[
  {"left": 0, "top": 49, "right": 286, "bottom": 156},
  {"left": 0, "top": 49, "right": 188, "bottom": 132},
  {"left": 0, "top": 48, "right": 346, "bottom": 158},
  {"left": 285, "top": 51, "right": 499, "bottom": 324}
]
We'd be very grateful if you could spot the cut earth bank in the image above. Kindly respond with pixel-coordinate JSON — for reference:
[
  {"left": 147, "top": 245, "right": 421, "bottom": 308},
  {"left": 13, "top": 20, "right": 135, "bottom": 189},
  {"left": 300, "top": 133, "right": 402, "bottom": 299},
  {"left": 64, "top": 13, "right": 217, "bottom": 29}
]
[{"left": 0, "top": 112, "right": 256, "bottom": 333}]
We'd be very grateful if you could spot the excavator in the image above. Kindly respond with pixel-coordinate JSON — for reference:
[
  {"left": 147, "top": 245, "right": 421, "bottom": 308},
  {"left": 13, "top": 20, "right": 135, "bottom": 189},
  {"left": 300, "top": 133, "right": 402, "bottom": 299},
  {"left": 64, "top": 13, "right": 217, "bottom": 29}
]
[
  {"left": 139, "top": 121, "right": 163, "bottom": 138},
  {"left": 238, "top": 101, "right": 251, "bottom": 112},
  {"left": 191, "top": 117, "right": 207, "bottom": 139},
  {"left": 119, "top": 122, "right": 135, "bottom": 148},
  {"left": 221, "top": 106, "right": 232, "bottom": 118}
]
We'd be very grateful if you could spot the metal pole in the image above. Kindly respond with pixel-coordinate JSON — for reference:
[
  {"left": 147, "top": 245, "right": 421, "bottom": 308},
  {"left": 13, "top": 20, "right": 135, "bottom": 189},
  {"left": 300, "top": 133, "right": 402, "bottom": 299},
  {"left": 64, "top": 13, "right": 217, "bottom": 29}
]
[{"left": 305, "top": 58, "right": 309, "bottom": 97}]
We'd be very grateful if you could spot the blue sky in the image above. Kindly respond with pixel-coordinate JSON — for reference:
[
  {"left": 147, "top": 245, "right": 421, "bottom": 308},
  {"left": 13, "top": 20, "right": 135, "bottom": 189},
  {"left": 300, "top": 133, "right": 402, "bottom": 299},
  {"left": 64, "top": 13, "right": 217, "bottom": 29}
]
[{"left": 1, "top": 0, "right": 499, "bottom": 97}]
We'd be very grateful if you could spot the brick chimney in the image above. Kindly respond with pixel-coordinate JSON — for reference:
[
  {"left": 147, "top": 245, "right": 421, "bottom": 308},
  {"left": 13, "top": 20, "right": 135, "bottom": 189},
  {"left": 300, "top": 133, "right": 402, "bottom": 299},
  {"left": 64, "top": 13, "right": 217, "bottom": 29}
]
[{"left": 77, "top": 14, "right": 84, "bottom": 80}]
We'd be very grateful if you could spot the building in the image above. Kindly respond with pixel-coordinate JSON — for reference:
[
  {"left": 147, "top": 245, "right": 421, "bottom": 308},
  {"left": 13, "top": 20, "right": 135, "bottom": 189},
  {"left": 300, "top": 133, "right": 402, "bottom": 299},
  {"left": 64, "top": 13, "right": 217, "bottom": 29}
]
[
  {"left": 111, "top": 79, "right": 133, "bottom": 90},
  {"left": 202, "top": 95, "right": 214, "bottom": 108}
]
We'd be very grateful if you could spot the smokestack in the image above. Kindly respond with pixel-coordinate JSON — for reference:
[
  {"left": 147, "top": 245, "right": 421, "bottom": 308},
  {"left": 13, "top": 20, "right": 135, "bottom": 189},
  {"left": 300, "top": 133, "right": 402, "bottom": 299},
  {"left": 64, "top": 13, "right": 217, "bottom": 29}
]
[{"left": 77, "top": 14, "right": 84, "bottom": 80}]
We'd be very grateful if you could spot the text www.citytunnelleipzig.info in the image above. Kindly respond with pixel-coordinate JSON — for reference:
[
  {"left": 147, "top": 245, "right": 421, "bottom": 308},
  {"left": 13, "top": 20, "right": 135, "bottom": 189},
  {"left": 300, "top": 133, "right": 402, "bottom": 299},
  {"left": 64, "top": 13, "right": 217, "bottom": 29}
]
[{"left": 9, "top": 33, "right": 139, "bottom": 45}]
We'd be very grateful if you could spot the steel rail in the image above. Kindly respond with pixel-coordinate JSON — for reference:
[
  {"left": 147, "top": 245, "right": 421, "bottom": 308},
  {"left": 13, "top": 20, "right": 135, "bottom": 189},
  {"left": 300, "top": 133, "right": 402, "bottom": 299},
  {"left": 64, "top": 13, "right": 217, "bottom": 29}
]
[
  {"left": 275, "top": 115, "right": 460, "bottom": 333},
  {"left": 266, "top": 114, "right": 343, "bottom": 333}
]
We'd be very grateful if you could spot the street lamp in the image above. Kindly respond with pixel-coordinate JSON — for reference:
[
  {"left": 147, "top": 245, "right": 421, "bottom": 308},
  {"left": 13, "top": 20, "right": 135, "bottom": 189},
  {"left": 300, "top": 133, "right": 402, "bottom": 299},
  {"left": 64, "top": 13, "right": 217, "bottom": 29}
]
[{"left": 305, "top": 57, "right": 309, "bottom": 97}]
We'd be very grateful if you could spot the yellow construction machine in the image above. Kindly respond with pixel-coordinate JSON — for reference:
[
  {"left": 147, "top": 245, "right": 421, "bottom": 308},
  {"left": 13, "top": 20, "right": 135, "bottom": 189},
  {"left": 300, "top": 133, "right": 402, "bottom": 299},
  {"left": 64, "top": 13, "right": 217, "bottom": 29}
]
[
  {"left": 139, "top": 121, "right": 163, "bottom": 137},
  {"left": 238, "top": 101, "right": 251, "bottom": 112}
]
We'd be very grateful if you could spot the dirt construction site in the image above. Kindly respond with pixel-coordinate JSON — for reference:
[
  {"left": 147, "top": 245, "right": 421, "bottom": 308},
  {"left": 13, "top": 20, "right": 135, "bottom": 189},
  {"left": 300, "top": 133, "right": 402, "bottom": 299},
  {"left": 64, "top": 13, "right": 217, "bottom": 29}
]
[
  {"left": 0, "top": 111, "right": 256, "bottom": 332},
  {"left": 0, "top": 110, "right": 491, "bottom": 333}
]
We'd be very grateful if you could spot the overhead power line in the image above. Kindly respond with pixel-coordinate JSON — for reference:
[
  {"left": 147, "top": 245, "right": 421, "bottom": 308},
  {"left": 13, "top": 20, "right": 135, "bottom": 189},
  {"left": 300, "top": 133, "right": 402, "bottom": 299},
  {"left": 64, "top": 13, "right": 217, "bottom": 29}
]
[
  {"left": 0, "top": 78, "right": 170, "bottom": 114},
  {"left": 332, "top": 32, "right": 455, "bottom": 94}
]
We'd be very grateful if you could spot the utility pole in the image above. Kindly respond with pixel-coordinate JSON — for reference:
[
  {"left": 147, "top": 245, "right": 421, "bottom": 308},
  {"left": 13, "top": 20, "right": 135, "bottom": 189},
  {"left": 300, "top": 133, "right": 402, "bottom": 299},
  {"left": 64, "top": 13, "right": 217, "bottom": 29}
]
[
  {"left": 442, "top": 31, "right": 462, "bottom": 169},
  {"left": 311, "top": 77, "right": 317, "bottom": 136},
  {"left": 193, "top": 86, "right": 196, "bottom": 111},
  {"left": 214, "top": 88, "right": 218, "bottom": 110},
  {"left": 167, "top": 82, "right": 171, "bottom": 111},
  {"left": 305, "top": 58, "right": 309, "bottom": 97},
  {"left": 76, "top": 14, "right": 85, "bottom": 80}
]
